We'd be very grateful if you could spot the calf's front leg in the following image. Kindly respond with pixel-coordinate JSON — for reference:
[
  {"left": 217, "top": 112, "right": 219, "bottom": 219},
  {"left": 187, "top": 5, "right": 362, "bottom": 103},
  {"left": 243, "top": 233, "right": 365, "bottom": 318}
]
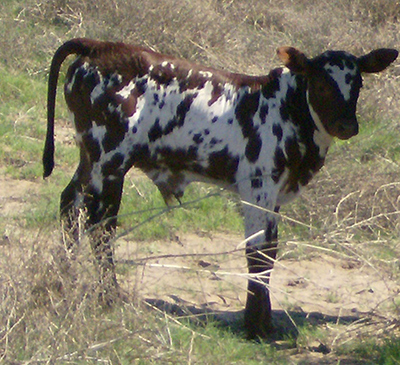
[{"left": 243, "top": 206, "right": 279, "bottom": 339}]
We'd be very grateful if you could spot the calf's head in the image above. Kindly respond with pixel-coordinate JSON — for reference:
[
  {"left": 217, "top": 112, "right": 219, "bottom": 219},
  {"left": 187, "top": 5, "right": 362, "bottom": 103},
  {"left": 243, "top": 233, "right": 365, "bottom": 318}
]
[{"left": 277, "top": 46, "right": 398, "bottom": 140}]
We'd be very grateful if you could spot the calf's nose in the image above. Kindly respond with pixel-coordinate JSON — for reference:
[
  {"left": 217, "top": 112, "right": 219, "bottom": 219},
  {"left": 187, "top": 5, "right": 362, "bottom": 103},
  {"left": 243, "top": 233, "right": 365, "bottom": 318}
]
[{"left": 337, "top": 119, "right": 359, "bottom": 139}]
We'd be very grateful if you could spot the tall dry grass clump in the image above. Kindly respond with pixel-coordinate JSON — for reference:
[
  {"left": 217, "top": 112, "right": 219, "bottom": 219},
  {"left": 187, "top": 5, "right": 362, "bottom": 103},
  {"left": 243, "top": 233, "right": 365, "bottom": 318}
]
[
  {"left": 0, "top": 229, "right": 182, "bottom": 362},
  {"left": 1, "top": 230, "right": 97, "bottom": 360}
]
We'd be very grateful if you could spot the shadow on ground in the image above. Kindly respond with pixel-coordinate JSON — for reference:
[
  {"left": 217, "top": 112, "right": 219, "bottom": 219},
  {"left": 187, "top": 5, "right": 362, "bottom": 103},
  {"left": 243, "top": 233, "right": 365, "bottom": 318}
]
[{"left": 144, "top": 297, "right": 362, "bottom": 343}]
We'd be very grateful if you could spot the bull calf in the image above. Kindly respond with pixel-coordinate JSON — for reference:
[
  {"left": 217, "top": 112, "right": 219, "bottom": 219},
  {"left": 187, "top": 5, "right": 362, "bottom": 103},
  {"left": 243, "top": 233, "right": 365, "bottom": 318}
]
[{"left": 43, "top": 38, "right": 397, "bottom": 338}]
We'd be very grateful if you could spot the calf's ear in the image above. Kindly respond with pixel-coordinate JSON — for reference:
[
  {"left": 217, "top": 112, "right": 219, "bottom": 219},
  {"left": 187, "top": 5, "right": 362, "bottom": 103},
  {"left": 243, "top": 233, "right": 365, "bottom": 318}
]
[
  {"left": 277, "top": 46, "right": 309, "bottom": 74},
  {"left": 358, "top": 48, "right": 398, "bottom": 73}
]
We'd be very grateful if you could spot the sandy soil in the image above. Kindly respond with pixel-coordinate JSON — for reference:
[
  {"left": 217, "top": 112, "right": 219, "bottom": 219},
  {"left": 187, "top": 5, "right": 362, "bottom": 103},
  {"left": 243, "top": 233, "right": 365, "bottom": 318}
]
[
  {"left": 0, "top": 174, "right": 39, "bottom": 216},
  {"left": 116, "top": 232, "right": 397, "bottom": 316},
  {"left": 114, "top": 230, "right": 399, "bottom": 363},
  {"left": 116, "top": 230, "right": 399, "bottom": 323}
]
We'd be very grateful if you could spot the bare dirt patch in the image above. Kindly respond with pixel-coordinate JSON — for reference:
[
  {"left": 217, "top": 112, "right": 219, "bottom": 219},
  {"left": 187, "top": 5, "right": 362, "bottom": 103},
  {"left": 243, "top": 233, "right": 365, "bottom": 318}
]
[
  {"left": 0, "top": 172, "right": 39, "bottom": 217},
  {"left": 115, "top": 232, "right": 400, "bottom": 363},
  {"left": 116, "top": 232, "right": 399, "bottom": 320}
]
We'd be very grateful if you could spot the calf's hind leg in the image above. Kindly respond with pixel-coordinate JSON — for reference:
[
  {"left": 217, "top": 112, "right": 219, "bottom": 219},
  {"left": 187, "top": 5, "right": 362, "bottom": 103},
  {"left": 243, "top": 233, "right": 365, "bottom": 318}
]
[
  {"left": 60, "top": 154, "right": 125, "bottom": 304},
  {"left": 59, "top": 162, "right": 89, "bottom": 247},
  {"left": 82, "top": 170, "right": 125, "bottom": 303}
]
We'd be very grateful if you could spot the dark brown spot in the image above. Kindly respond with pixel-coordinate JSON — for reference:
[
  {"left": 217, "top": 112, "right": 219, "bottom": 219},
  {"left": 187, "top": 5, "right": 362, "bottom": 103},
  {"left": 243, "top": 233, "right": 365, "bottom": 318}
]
[
  {"left": 150, "top": 64, "right": 175, "bottom": 85},
  {"left": 83, "top": 133, "right": 102, "bottom": 162},
  {"left": 102, "top": 153, "right": 124, "bottom": 175},
  {"left": 260, "top": 104, "right": 268, "bottom": 124},
  {"left": 193, "top": 133, "right": 204, "bottom": 144},
  {"left": 210, "top": 137, "right": 222, "bottom": 147},
  {"left": 164, "top": 94, "right": 197, "bottom": 134},
  {"left": 206, "top": 146, "right": 239, "bottom": 183},
  {"left": 262, "top": 75, "right": 280, "bottom": 99},
  {"left": 208, "top": 81, "right": 224, "bottom": 106},
  {"left": 272, "top": 147, "right": 286, "bottom": 183},
  {"left": 154, "top": 146, "right": 199, "bottom": 173},
  {"left": 272, "top": 124, "right": 283, "bottom": 142},
  {"left": 148, "top": 118, "right": 162, "bottom": 142},
  {"left": 251, "top": 168, "right": 263, "bottom": 189},
  {"left": 235, "top": 91, "right": 262, "bottom": 163}
]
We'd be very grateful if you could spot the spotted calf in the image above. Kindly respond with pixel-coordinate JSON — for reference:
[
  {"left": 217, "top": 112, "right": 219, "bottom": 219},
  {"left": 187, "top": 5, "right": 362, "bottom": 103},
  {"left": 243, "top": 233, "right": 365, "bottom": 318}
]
[{"left": 43, "top": 38, "right": 397, "bottom": 338}]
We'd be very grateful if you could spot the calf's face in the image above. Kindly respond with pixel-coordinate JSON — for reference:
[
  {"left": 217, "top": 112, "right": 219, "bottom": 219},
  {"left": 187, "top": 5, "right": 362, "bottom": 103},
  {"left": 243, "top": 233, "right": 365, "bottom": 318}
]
[
  {"left": 307, "top": 52, "right": 361, "bottom": 140},
  {"left": 277, "top": 46, "right": 398, "bottom": 140}
]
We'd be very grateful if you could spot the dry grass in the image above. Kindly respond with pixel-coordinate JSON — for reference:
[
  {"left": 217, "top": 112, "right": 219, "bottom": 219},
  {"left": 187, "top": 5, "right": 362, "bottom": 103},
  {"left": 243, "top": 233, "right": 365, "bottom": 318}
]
[
  {"left": 1, "top": 0, "right": 400, "bottom": 362},
  {"left": 0, "top": 229, "right": 193, "bottom": 362},
  {"left": 4, "top": 0, "right": 399, "bottom": 121}
]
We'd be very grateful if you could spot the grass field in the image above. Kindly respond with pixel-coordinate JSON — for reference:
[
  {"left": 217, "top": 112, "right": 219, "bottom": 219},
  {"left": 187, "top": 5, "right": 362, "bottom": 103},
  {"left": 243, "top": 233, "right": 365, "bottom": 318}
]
[{"left": 1, "top": 0, "right": 400, "bottom": 363}]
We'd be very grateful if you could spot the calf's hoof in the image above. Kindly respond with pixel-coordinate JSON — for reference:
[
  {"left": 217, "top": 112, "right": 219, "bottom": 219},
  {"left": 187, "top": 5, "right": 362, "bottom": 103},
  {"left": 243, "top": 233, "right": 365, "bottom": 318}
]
[
  {"left": 245, "top": 317, "right": 275, "bottom": 340},
  {"left": 244, "top": 287, "right": 274, "bottom": 339}
]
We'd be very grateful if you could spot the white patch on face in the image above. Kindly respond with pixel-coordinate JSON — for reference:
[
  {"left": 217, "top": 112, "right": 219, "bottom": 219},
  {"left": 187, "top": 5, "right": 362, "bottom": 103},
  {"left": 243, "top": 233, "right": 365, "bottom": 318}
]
[
  {"left": 324, "top": 62, "right": 357, "bottom": 101},
  {"left": 307, "top": 92, "right": 333, "bottom": 156}
]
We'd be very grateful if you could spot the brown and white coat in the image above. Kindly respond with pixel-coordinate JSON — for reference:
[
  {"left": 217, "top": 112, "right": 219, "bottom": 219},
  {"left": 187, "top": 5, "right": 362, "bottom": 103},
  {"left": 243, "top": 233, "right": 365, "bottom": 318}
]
[{"left": 43, "top": 38, "right": 397, "bottom": 338}]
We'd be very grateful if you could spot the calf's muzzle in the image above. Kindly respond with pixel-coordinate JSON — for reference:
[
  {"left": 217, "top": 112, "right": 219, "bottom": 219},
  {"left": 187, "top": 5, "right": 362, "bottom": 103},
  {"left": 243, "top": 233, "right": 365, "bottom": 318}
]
[{"left": 332, "top": 117, "right": 359, "bottom": 140}]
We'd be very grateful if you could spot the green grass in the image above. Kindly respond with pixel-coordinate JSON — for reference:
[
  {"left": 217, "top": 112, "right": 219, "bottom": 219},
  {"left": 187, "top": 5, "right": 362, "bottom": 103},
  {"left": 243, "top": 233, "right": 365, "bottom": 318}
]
[
  {"left": 118, "top": 180, "right": 243, "bottom": 240},
  {"left": 166, "top": 321, "right": 282, "bottom": 364},
  {"left": 6, "top": 298, "right": 286, "bottom": 363},
  {"left": 338, "top": 338, "right": 400, "bottom": 365},
  {"left": 0, "top": 64, "right": 76, "bottom": 180}
]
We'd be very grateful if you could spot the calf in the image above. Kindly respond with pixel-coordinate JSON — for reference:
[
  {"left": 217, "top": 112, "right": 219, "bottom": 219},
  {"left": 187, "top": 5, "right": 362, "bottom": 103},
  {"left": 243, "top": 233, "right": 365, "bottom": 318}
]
[{"left": 43, "top": 38, "right": 397, "bottom": 338}]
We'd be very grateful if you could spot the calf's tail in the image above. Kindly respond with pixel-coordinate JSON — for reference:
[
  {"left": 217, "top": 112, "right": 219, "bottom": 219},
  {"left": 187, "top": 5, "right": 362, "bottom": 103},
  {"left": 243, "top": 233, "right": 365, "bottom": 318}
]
[{"left": 42, "top": 38, "right": 94, "bottom": 178}]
